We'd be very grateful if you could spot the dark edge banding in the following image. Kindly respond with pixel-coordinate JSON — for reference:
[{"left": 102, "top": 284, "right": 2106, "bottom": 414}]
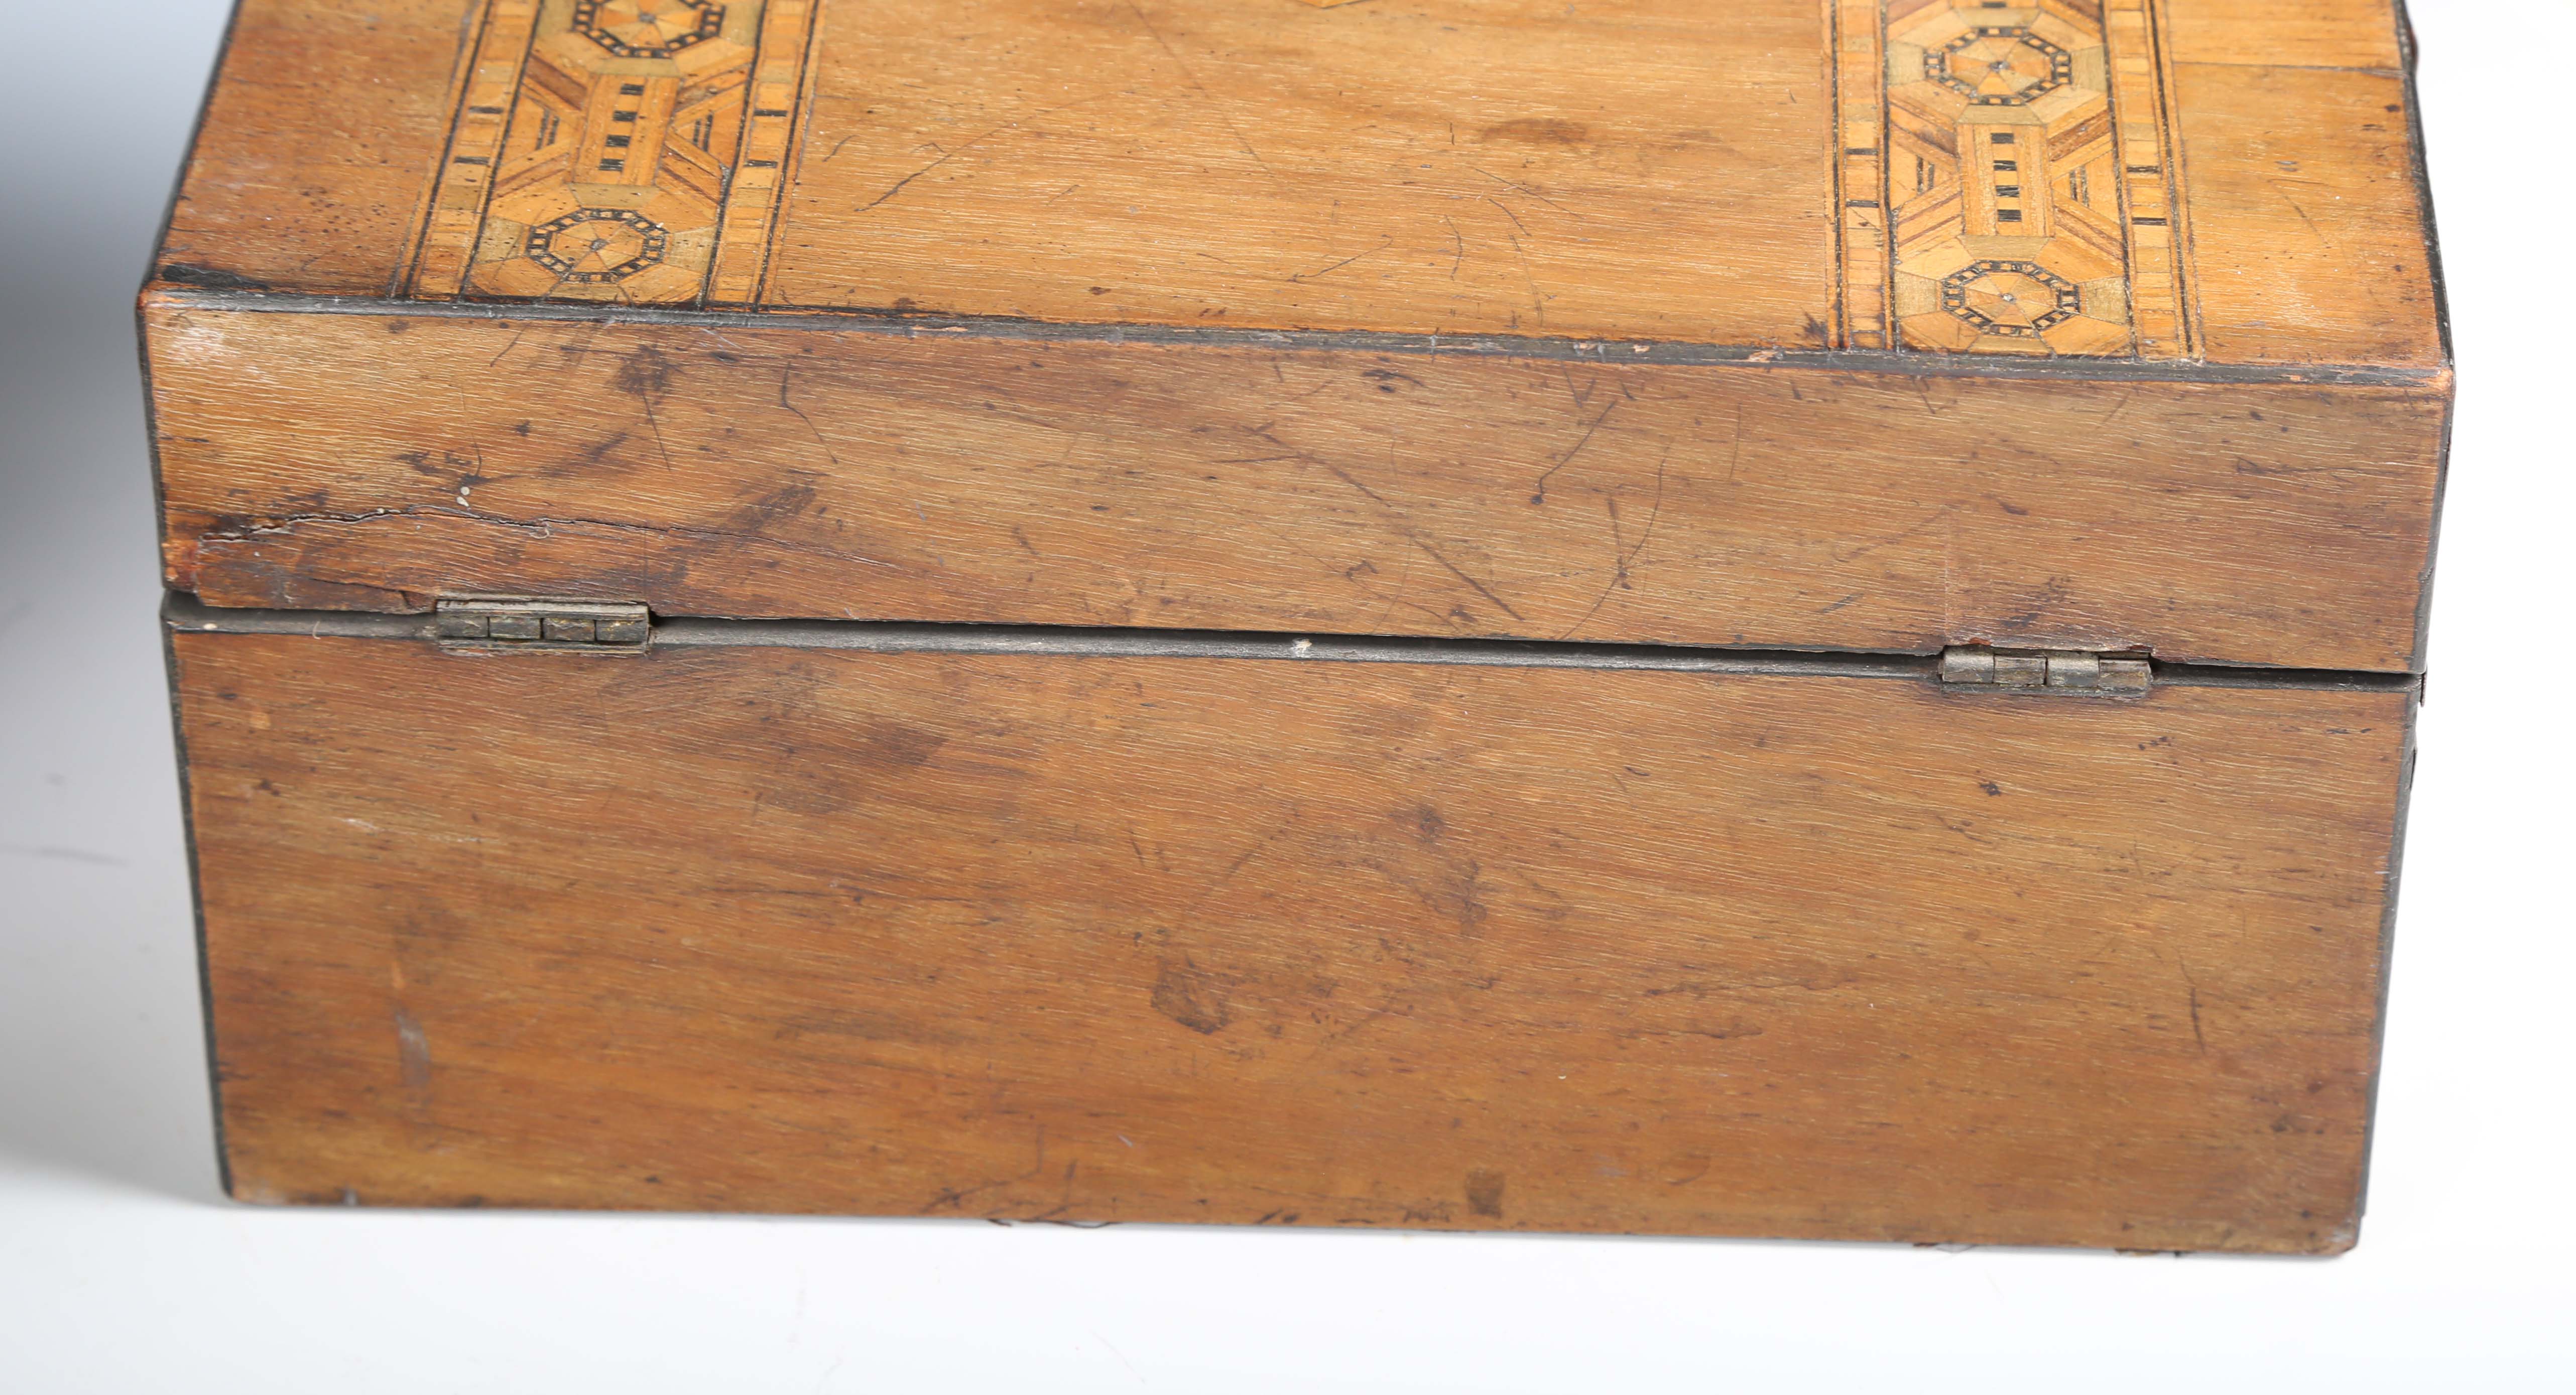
[
  {"left": 2395, "top": 0, "right": 2453, "bottom": 676},
  {"left": 138, "top": 286, "right": 2455, "bottom": 389},
  {"left": 1870, "top": 1, "right": 1894, "bottom": 357},
  {"left": 160, "top": 614, "right": 234, "bottom": 1203},
  {"left": 137, "top": 11, "right": 249, "bottom": 1201},
  {"left": 1823, "top": 0, "right": 1840, "bottom": 349},
  {"left": 141, "top": 2, "right": 258, "bottom": 1210},
  {"left": 144, "top": 0, "right": 249, "bottom": 302},
  {"left": 2349, "top": 680, "right": 2425, "bottom": 1245},
  {"left": 2393, "top": 0, "right": 2454, "bottom": 368},
  {"left": 2409, "top": 390, "right": 2454, "bottom": 675},
  {"left": 161, "top": 591, "right": 2426, "bottom": 694}
]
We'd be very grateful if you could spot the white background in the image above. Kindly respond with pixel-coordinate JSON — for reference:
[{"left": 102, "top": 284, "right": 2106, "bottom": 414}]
[{"left": 2, "top": 1, "right": 2566, "bottom": 1387}]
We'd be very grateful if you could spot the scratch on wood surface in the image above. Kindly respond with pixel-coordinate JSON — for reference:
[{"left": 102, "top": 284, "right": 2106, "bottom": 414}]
[
  {"left": 777, "top": 367, "right": 841, "bottom": 468},
  {"left": 1502, "top": 225, "right": 1545, "bottom": 326},
  {"left": 1469, "top": 165, "right": 1575, "bottom": 217},
  {"left": 854, "top": 94, "right": 1117, "bottom": 215},
  {"left": 1556, "top": 443, "right": 1670, "bottom": 641},
  {"left": 1344, "top": 486, "right": 1527, "bottom": 622},
  {"left": 925, "top": 1125, "right": 1049, "bottom": 1212},
  {"left": 1259, "top": 524, "right": 1450, "bottom": 630},
  {"left": 1834, "top": 505, "right": 1954, "bottom": 564},
  {"left": 1247, "top": 426, "right": 1525, "bottom": 624},
  {"left": 610, "top": 347, "right": 678, "bottom": 471},
  {"left": 1289, "top": 239, "right": 1393, "bottom": 284},
  {"left": 1125, "top": 3, "right": 1281, "bottom": 185},
  {"left": 2178, "top": 954, "right": 2209, "bottom": 1055},
  {"left": 2266, "top": 177, "right": 2337, "bottom": 247},
  {"left": 1530, "top": 399, "right": 1619, "bottom": 505}
]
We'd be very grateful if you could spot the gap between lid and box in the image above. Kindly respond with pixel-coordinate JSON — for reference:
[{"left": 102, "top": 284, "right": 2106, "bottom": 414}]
[{"left": 160, "top": 593, "right": 2423, "bottom": 698}]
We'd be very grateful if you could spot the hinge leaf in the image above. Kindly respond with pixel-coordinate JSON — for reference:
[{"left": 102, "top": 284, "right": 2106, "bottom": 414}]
[
  {"left": 1939, "top": 646, "right": 2149, "bottom": 696},
  {"left": 435, "top": 597, "right": 652, "bottom": 651}
]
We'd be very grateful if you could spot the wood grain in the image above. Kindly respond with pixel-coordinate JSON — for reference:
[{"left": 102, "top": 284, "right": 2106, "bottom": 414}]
[
  {"left": 147, "top": 300, "right": 2449, "bottom": 673},
  {"left": 2164, "top": 0, "right": 2407, "bottom": 72},
  {"left": 151, "top": 0, "right": 2447, "bottom": 370},
  {"left": 2175, "top": 59, "right": 2444, "bottom": 368},
  {"left": 767, "top": 0, "right": 1830, "bottom": 344},
  {"left": 174, "top": 627, "right": 2412, "bottom": 1252},
  {"left": 157, "top": 0, "right": 479, "bottom": 296}
]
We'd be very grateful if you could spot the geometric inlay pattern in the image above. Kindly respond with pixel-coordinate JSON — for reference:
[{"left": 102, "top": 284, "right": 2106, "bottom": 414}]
[
  {"left": 571, "top": 0, "right": 727, "bottom": 59},
  {"left": 404, "top": 0, "right": 823, "bottom": 307},
  {"left": 524, "top": 208, "right": 672, "bottom": 282},
  {"left": 1830, "top": 0, "right": 2195, "bottom": 359},
  {"left": 1929, "top": 27, "right": 2073, "bottom": 106},
  {"left": 1939, "top": 259, "right": 2081, "bottom": 336}
]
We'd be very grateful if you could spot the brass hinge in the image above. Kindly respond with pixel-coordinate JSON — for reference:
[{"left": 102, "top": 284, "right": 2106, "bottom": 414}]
[
  {"left": 1939, "top": 646, "right": 2150, "bottom": 696},
  {"left": 433, "top": 597, "right": 651, "bottom": 651}
]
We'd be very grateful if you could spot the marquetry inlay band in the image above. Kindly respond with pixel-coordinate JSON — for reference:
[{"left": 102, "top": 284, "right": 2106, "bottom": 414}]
[
  {"left": 406, "top": 0, "right": 821, "bottom": 306},
  {"left": 1832, "top": 0, "right": 2194, "bottom": 358}
]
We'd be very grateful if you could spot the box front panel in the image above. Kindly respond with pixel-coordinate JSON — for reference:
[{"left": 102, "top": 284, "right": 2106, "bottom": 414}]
[
  {"left": 147, "top": 303, "right": 2449, "bottom": 673},
  {"left": 174, "top": 628, "right": 2409, "bottom": 1251}
]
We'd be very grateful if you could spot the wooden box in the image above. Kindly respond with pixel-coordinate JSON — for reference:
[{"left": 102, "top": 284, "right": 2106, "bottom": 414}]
[{"left": 147, "top": 0, "right": 2447, "bottom": 1252}]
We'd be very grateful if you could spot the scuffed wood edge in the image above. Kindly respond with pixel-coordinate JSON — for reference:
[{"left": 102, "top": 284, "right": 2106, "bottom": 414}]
[{"left": 138, "top": 285, "right": 2458, "bottom": 388}]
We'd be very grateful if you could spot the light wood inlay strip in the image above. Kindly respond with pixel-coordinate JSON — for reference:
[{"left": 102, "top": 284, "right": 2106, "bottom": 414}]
[
  {"left": 709, "top": 0, "right": 821, "bottom": 306},
  {"left": 405, "top": 0, "right": 823, "bottom": 306},
  {"left": 409, "top": 0, "right": 543, "bottom": 298},
  {"left": 1834, "top": 0, "right": 1894, "bottom": 350},
  {"left": 1857, "top": 0, "right": 2194, "bottom": 358}
]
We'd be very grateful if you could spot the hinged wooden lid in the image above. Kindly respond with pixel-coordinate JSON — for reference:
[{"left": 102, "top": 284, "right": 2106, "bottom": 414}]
[{"left": 143, "top": 0, "right": 2450, "bottom": 672}]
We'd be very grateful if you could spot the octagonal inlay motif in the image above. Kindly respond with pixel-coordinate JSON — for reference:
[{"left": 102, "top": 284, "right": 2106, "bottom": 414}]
[
  {"left": 570, "top": 0, "right": 727, "bottom": 59},
  {"left": 1938, "top": 260, "right": 2083, "bottom": 337},
  {"left": 1928, "top": 25, "right": 2074, "bottom": 107},
  {"left": 524, "top": 208, "right": 672, "bottom": 284}
]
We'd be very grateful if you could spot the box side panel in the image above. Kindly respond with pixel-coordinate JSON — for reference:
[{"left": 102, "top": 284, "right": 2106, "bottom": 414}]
[
  {"left": 2166, "top": 0, "right": 2445, "bottom": 368},
  {"left": 148, "top": 302, "right": 2447, "bottom": 672},
  {"left": 156, "top": 0, "right": 479, "bottom": 297},
  {"left": 173, "top": 629, "right": 2408, "bottom": 1252}
]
